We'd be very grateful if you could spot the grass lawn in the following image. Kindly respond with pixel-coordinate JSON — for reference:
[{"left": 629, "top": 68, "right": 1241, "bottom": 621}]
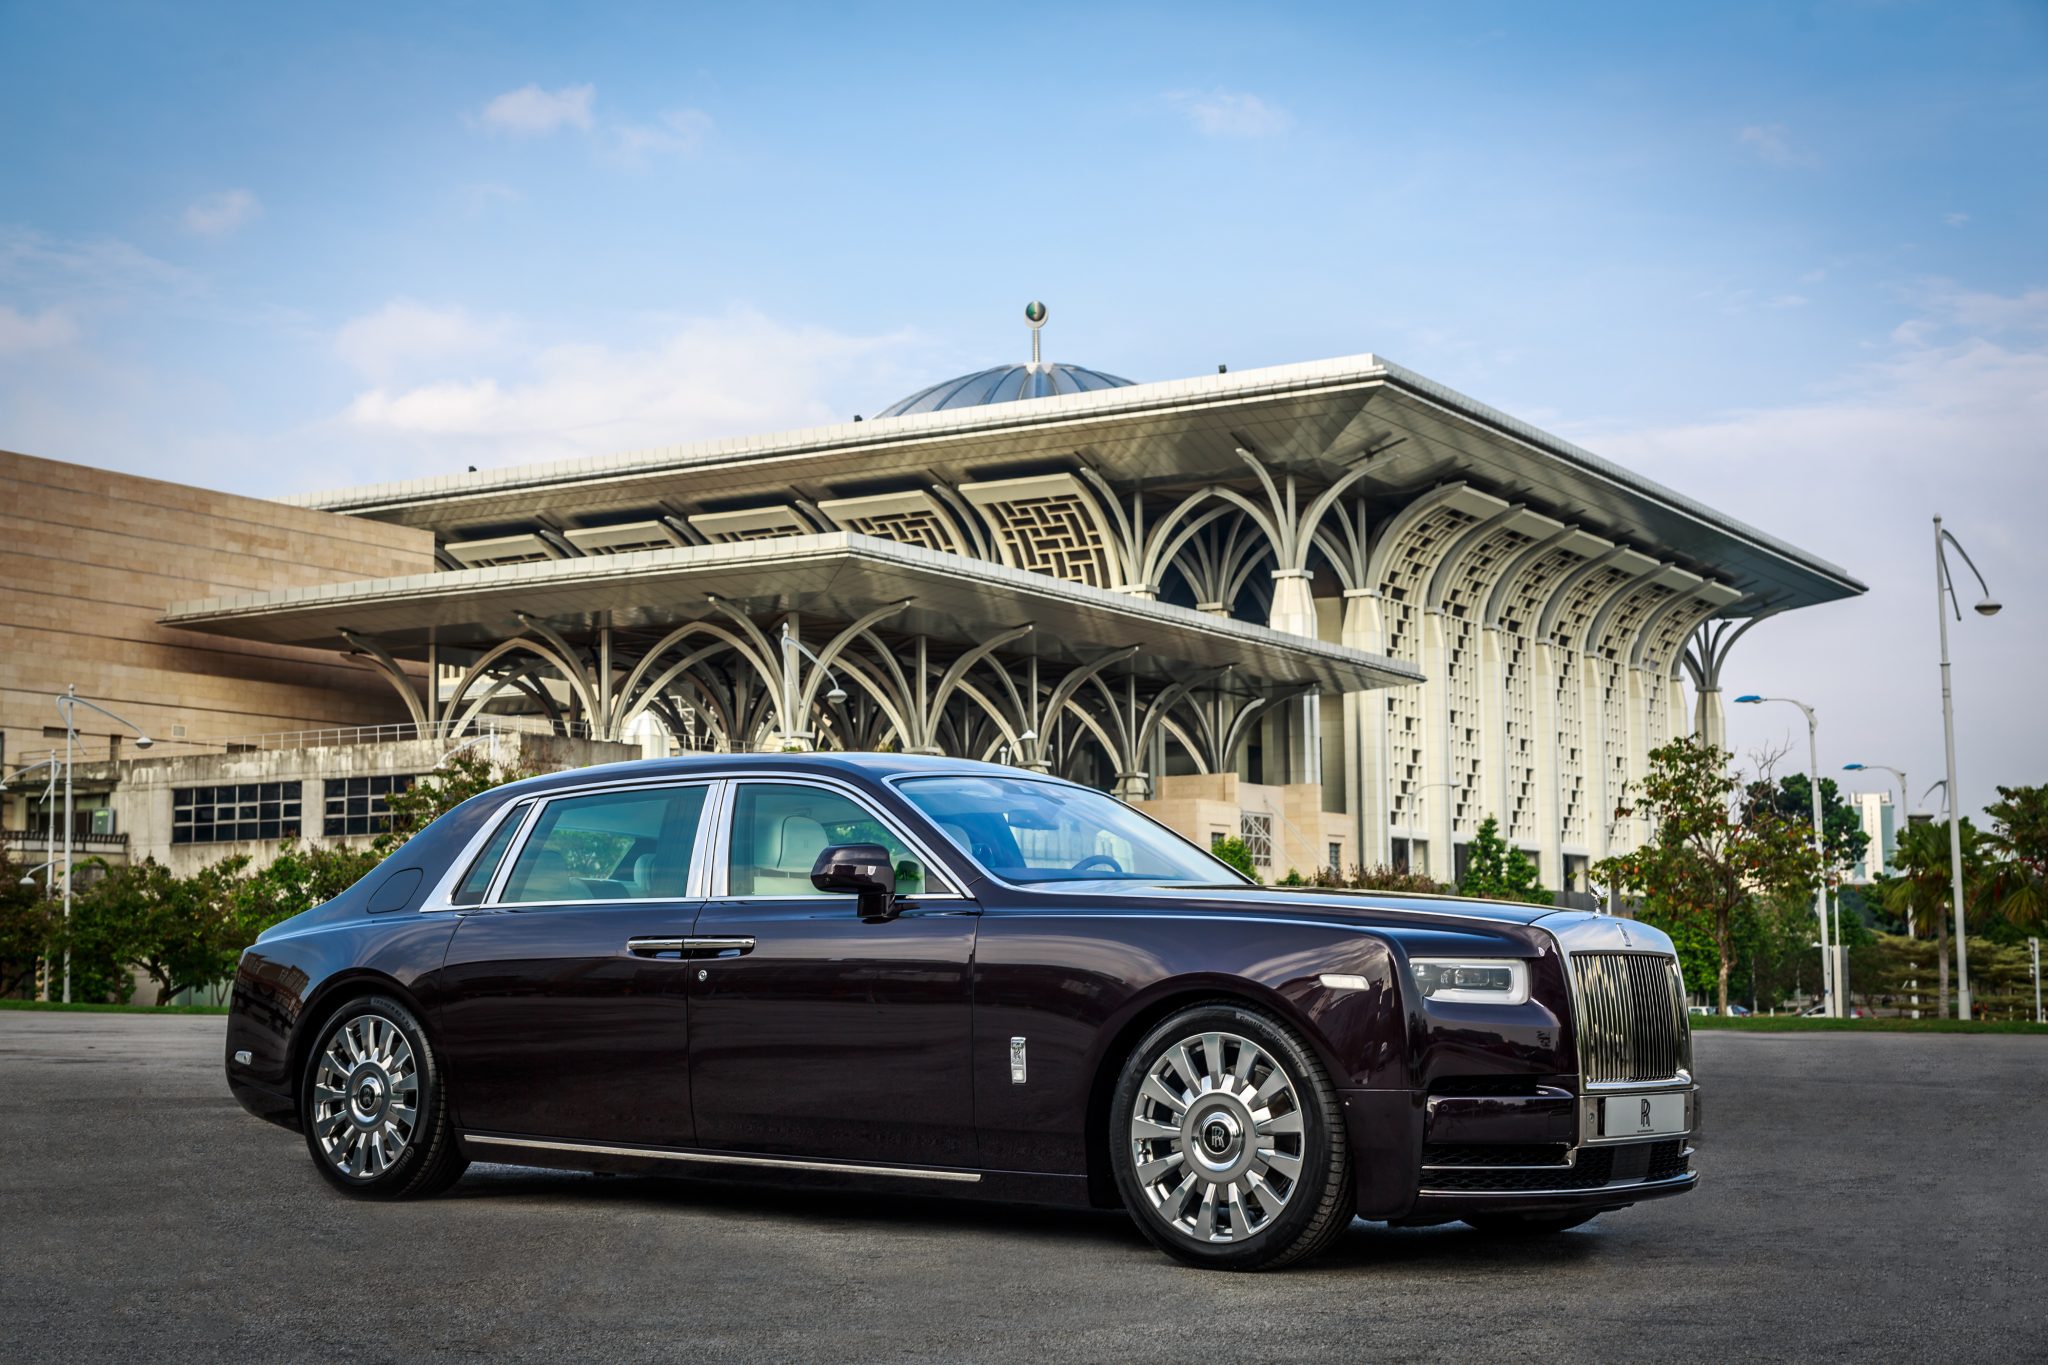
[
  {"left": 1691, "top": 1013, "right": 2048, "bottom": 1035},
  {"left": 0, "top": 999, "right": 230, "bottom": 1015}
]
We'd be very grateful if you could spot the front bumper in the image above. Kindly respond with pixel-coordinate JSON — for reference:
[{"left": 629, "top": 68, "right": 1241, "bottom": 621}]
[{"left": 1341, "top": 1081, "right": 1700, "bottom": 1221}]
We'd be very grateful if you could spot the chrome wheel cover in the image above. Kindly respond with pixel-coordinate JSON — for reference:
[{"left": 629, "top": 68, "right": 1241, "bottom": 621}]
[
  {"left": 1128, "top": 1030, "right": 1306, "bottom": 1243},
  {"left": 311, "top": 1013, "right": 421, "bottom": 1179}
]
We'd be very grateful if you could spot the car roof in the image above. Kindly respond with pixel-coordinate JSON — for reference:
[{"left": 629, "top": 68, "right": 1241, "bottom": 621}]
[{"left": 488, "top": 750, "right": 1045, "bottom": 800}]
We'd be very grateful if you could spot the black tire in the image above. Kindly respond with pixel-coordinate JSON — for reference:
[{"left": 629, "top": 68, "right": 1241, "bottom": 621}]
[
  {"left": 1109, "top": 1002, "right": 1353, "bottom": 1270},
  {"left": 1462, "top": 1210, "right": 1601, "bottom": 1235},
  {"left": 299, "top": 994, "right": 468, "bottom": 1200}
]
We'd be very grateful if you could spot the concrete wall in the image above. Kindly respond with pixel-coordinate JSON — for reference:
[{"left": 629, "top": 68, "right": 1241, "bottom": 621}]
[
  {"left": 1139, "top": 772, "right": 1353, "bottom": 881},
  {"left": 0, "top": 448, "right": 438, "bottom": 780},
  {"left": 101, "top": 733, "right": 638, "bottom": 876}
]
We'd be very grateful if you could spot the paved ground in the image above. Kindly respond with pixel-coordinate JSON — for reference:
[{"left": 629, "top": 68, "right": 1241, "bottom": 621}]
[{"left": 3, "top": 1015, "right": 2043, "bottom": 1363}]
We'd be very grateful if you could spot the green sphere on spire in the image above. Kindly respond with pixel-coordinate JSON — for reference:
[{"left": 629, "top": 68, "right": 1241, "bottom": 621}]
[{"left": 1025, "top": 301, "right": 1048, "bottom": 327}]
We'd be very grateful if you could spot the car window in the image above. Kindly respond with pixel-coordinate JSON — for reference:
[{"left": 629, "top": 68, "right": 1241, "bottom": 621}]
[
  {"left": 450, "top": 800, "right": 531, "bottom": 906},
  {"left": 498, "top": 785, "right": 707, "bottom": 904},
  {"left": 895, "top": 774, "right": 1242, "bottom": 884},
  {"left": 727, "top": 782, "right": 929, "bottom": 897}
]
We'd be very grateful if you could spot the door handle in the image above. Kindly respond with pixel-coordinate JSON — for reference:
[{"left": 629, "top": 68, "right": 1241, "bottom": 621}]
[
  {"left": 623, "top": 936, "right": 755, "bottom": 958},
  {"left": 683, "top": 936, "right": 755, "bottom": 957}
]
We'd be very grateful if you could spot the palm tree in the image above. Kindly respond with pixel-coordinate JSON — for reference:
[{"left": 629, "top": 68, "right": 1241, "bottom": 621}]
[
  {"left": 1982, "top": 785, "right": 2046, "bottom": 933},
  {"left": 1878, "top": 819, "right": 1985, "bottom": 1018}
]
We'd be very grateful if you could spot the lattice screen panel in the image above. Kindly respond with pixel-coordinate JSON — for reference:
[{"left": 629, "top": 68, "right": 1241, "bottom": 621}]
[
  {"left": 958, "top": 475, "right": 1118, "bottom": 589},
  {"left": 818, "top": 491, "right": 969, "bottom": 556},
  {"left": 1438, "top": 523, "right": 1537, "bottom": 837},
  {"left": 1378, "top": 505, "right": 1479, "bottom": 825},
  {"left": 1555, "top": 644, "right": 1589, "bottom": 847},
  {"left": 1593, "top": 582, "right": 1677, "bottom": 815},
  {"left": 1501, "top": 627, "right": 1539, "bottom": 844}
]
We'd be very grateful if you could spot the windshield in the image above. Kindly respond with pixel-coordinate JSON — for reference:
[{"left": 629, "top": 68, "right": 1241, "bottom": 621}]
[{"left": 895, "top": 774, "right": 1246, "bottom": 885}]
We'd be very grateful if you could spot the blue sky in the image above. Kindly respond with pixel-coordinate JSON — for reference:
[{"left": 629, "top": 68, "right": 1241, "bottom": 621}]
[{"left": 3, "top": 0, "right": 2044, "bottom": 817}]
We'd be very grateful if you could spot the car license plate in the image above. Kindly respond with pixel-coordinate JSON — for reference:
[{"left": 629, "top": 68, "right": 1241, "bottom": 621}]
[{"left": 1600, "top": 1092, "right": 1686, "bottom": 1138}]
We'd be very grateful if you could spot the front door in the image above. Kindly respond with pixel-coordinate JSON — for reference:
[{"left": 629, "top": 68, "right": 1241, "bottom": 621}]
[
  {"left": 688, "top": 778, "right": 979, "bottom": 1169},
  {"left": 437, "top": 781, "right": 712, "bottom": 1147}
]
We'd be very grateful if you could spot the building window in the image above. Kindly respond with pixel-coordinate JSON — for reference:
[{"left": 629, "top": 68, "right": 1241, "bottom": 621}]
[
  {"left": 1327, "top": 841, "right": 1343, "bottom": 873},
  {"left": 1240, "top": 812, "right": 1273, "bottom": 870},
  {"left": 172, "top": 782, "right": 303, "bottom": 845},
  {"left": 324, "top": 776, "right": 415, "bottom": 838}
]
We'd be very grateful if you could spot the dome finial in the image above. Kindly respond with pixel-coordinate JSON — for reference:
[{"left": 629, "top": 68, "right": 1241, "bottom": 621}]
[{"left": 1025, "top": 300, "right": 1047, "bottom": 366}]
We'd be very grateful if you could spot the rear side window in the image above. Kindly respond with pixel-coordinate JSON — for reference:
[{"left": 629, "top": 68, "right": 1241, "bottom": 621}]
[
  {"left": 500, "top": 785, "right": 707, "bottom": 904},
  {"left": 450, "top": 801, "right": 532, "bottom": 906}
]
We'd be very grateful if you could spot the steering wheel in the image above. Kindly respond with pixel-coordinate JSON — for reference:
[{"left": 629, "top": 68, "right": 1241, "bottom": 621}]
[{"left": 1070, "top": 853, "right": 1125, "bottom": 874}]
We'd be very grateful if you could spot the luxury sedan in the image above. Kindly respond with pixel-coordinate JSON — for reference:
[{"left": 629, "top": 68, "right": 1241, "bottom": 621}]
[{"left": 225, "top": 753, "right": 1698, "bottom": 1270}]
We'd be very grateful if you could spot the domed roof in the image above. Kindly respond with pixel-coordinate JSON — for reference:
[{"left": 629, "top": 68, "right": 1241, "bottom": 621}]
[{"left": 875, "top": 361, "right": 1134, "bottom": 418}]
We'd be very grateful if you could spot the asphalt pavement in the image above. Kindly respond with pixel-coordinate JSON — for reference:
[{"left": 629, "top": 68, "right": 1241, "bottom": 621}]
[{"left": 3, "top": 1012, "right": 2043, "bottom": 1362}]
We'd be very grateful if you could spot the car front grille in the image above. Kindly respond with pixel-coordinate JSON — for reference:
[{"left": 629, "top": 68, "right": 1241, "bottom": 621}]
[{"left": 1568, "top": 951, "right": 1692, "bottom": 1084}]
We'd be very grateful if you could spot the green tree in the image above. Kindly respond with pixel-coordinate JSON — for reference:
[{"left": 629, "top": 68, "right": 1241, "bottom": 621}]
[
  {"left": 1982, "top": 784, "right": 2046, "bottom": 934},
  {"left": 376, "top": 750, "right": 544, "bottom": 855},
  {"left": 1594, "top": 734, "right": 1821, "bottom": 1015},
  {"left": 1873, "top": 817, "right": 1987, "bottom": 1019},
  {"left": 74, "top": 856, "right": 251, "bottom": 1006},
  {"left": 0, "top": 846, "right": 54, "bottom": 998},
  {"left": 1767, "top": 772, "right": 1870, "bottom": 882},
  {"left": 233, "top": 840, "right": 383, "bottom": 943},
  {"left": 1209, "top": 836, "right": 1258, "bottom": 882},
  {"left": 1457, "top": 816, "right": 1554, "bottom": 905}
]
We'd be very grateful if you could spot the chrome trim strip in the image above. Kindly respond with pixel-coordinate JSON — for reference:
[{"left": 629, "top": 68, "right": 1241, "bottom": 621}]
[
  {"left": 683, "top": 936, "right": 755, "bottom": 952},
  {"left": 463, "top": 1133, "right": 984, "bottom": 1183},
  {"left": 1417, "top": 1170, "right": 1697, "bottom": 1199},
  {"left": 1420, "top": 1162, "right": 1574, "bottom": 1173},
  {"left": 712, "top": 774, "right": 966, "bottom": 899},
  {"left": 625, "top": 937, "right": 687, "bottom": 953}
]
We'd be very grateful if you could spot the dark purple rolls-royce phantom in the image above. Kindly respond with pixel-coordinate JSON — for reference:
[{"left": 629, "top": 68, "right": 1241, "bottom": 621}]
[{"left": 225, "top": 754, "right": 1697, "bottom": 1270}]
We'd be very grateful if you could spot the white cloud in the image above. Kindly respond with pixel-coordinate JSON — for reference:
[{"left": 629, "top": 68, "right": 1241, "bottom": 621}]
[
  {"left": 1943, "top": 211, "right": 1970, "bottom": 228},
  {"left": 607, "top": 109, "right": 713, "bottom": 165},
  {"left": 338, "top": 307, "right": 919, "bottom": 463},
  {"left": 1736, "top": 123, "right": 1807, "bottom": 167},
  {"left": 184, "top": 189, "right": 262, "bottom": 237},
  {"left": 334, "top": 299, "right": 514, "bottom": 385},
  {"left": 474, "top": 83, "right": 596, "bottom": 135},
  {"left": 1561, "top": 284, "right": 2048, "bottom": 817},
  {"left": 0, "top": 304, "right": 79, "bottom": 354},
  {"left": 1165, "top": 90, "right": 1292, "bottom": 138}
]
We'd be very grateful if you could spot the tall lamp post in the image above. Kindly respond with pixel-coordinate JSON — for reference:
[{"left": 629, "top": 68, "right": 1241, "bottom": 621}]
[
  {"left": 1933, "top": 517, "right": 2000, "bottom": 1020},
  {"left": 1735, "top": 693, "right": 1839, "bottom": 1017},
  {"left": 54, "top": 686, "right": 153, "bottom": 1003}
]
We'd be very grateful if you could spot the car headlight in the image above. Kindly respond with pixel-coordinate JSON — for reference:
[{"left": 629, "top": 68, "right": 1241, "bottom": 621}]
[{"left": 1408, "top": 958, "right": 1530, "bottom": 1005}]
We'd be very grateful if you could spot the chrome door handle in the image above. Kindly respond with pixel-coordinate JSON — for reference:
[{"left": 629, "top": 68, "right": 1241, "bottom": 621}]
[
  {"left": 683, "top": 936, "right": 755, "bottom": 957},
  {"left": 626, "top": 937, "right": 687, "bottom": 956}
]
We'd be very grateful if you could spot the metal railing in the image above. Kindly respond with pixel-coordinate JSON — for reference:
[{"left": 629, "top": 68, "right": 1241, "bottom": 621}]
[
  {"left": 3, "top": 826, "right": 128, "bottom": 852},
  {"left": 168, "top": 717, "right": 600, "bottom": 755}
]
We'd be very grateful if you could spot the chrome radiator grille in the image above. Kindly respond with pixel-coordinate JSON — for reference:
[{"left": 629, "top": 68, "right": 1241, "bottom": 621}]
[{"left": 1569, "top": 952, "right": 1691, "bottom": 1084}]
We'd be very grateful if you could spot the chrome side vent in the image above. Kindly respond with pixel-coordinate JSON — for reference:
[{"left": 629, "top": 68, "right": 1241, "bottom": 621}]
[{"left": 1569, "top": 952, "right": 1691, "bottom": 1084}]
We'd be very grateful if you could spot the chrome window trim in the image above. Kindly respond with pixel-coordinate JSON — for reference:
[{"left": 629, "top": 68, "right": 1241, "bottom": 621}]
[
  {"left": 462, "top": 778, "right": 724, "bottom": 912},
  {"left": 417, "top": 797, "right": 535, "bottom": 913},
  {"left": 714, "top": 774, "right": 966, "bottom": 900},
  {"left": 880, "top": 769, "right": 1252, "bottom": 894}
]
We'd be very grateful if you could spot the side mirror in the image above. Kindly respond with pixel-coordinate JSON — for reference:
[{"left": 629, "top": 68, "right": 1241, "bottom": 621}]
[{"left": 810, "top": 843, "right": 896, "bottom": 921}]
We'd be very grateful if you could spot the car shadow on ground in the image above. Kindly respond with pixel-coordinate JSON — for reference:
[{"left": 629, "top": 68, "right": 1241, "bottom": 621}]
[{"left": 448, "top": 1163, "right": 1610, "bottom": 1271}]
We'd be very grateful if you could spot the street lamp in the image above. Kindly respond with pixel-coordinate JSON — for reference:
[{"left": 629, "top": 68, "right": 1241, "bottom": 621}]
[
  {"left": 54, "top": 686, "right": 153, "bottom": 1004},
  {"left": 1933, "top": 516, "right": 1999, "bottom": 1020},
  {"left": 777, "top": 624, "right": 848, "bottom": 749},
  {"left": 1735, "top": 693, "right": 1840, "bottom": 1017}
]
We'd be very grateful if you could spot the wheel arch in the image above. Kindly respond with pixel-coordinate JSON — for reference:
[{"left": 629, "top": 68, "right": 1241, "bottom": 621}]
[
  {"left": 1079, "top": 975, "right": 1349, "bottom": 1209},
  {"left": 286, "top": 969, "right": 434, "bottom": 1120}
]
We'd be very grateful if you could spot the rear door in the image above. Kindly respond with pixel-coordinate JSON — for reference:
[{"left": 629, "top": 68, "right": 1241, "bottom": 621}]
[{"left": 436, "top": 780, "right": 713, "bottom": 1147}]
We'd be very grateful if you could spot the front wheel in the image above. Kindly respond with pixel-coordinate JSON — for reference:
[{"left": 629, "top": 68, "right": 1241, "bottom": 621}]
[
  {"left": 300, "top": 994, "right": 467, "bottom": 1199},
  {"left": 1109, "top": 1003, "right": 1354, "bottom": 1270}
]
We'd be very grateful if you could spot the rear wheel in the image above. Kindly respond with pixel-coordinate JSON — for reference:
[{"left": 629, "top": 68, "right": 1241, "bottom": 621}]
[
  {"left": 1462, "top": 1210, "right": 1601, "bottom": 1235},
  {"left": 1109, "top": 1003, "right": 1353, "bottom": 1270},
  {"left": 300, "top": 994, "right": 467, "bottom": 1199}
]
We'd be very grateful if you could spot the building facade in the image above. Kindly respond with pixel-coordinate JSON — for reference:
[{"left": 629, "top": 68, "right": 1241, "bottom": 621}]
[{"left": 146, "top": 328, "right": 1862, "bottom": 890}]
